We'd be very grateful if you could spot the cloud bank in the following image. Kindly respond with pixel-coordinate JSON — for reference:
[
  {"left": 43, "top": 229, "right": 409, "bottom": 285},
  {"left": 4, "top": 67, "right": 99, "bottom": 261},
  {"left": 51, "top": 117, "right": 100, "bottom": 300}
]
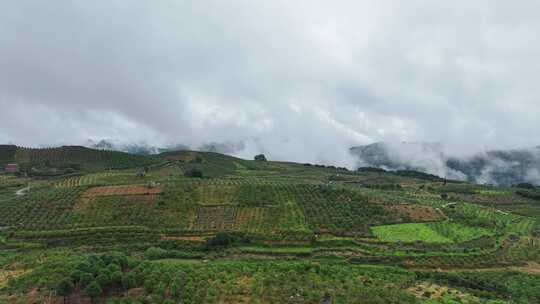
[
  {"left": 1, "top": 1, "right": 540, "bottom": 167},
  {"left": 351, "top": 142, "right": 540, "bottom": 185}
]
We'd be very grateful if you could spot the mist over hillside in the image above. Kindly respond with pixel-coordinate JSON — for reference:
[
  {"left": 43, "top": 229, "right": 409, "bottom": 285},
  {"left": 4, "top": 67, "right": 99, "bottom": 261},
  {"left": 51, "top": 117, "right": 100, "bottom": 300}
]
[
  {"left": 86, "top": 139, "right": 189, "bottom": 155},
  {"left": 86, "top": 139, "right": 249, "bottom": 158},
  {"left": 85, "top": 139, "right": 540, "bottom": 186},
  {"left": 350, "top": 142, "right": 540, "bottom": 186}
]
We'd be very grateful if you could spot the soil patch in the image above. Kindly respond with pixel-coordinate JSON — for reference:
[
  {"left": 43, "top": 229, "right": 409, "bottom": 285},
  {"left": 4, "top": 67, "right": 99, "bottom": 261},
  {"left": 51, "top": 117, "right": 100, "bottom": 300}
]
[{"left": 385, "top": 204, "right": 445, "bottom": 221}]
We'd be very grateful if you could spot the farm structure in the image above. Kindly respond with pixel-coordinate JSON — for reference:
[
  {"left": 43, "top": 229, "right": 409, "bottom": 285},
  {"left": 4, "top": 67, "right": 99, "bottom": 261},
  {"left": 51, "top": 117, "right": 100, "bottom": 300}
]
[{"left": 4, "top": 164, "right": 18, "bottom": 173}]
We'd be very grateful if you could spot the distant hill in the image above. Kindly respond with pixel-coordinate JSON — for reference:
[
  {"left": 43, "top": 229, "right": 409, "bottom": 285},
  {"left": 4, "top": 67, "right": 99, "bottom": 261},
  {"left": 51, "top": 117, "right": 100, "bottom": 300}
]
[
  {"left": 86, "top": 139, "right": 189, "bottom": 155},
  {"left": 350, "top": 142, "right": 540, "bottom": 185},
  {"left": 87, "top": 139, "right": 246, "bottom": 156},
  {"left": 0, "top": 145, "right": 160, "bottom": 175}
]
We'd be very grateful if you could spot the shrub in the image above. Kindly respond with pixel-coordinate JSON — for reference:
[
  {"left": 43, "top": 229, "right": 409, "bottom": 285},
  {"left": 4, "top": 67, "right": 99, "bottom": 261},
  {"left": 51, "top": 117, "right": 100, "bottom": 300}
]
[
  {"left": 79, "top": 272, "right": 94, "bottom": 287},
  {"left": 144, "top": 247, "right": 168, "bottom": 260},
  {"left": 514, "top": 183, "right": 536, "bottom": 189},
  {"left": 357, "top": 167, "right": 387, "bottom": 173},
  {"left": 254, "top": 154, "right": 267, "bottom": 161},
  {"left": 394, "top": 170, "right": 444, "bottom": 182},
  {"left": 121, "top": 273, "right": 137, "bottom": 290},
  {"left": 56, "top": 279, "right": 74, "bottom": 298},
  {"left": 190, "top": 156, "right": 203, "bottom": 163},
  {"left": 96, "top": 272, "right": 112, "bottom": 287},
  {"left": 184, "top": 168, "right": 203, "bottom": 178},
  {"left": 206, "top": 232, "right": 234, "bottom": 247},
  {"left": 516, "top": 189, "right": 540, "bottom": 200},
  {"left": 84, "top": 281, "right": 103, "bottom": 299}
]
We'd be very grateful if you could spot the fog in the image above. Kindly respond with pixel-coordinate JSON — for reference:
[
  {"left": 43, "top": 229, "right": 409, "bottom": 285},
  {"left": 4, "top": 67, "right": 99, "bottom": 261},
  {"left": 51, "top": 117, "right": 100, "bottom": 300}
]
[
  {"left": 350, "top": 141, "right": 540, "bottom": 185},
  {"left": 1, "top": 1, "right": 540, "bottom": 167}
]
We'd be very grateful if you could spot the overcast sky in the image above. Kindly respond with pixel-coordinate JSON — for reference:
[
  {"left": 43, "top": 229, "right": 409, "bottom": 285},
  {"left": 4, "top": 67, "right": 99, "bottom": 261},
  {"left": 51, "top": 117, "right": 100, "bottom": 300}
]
[{"left": 1, "top": 1, "right": 539, "bottom": 165}]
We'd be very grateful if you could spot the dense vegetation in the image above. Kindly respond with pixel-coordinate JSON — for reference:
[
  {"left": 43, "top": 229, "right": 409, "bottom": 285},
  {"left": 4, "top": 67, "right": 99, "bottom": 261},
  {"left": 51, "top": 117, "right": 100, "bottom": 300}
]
[
  {"left": 0, "top": 145, "right": 161, "bottom": 176},
  {"left": 0, "top": 148, "right": 539, "bottom": 303}
]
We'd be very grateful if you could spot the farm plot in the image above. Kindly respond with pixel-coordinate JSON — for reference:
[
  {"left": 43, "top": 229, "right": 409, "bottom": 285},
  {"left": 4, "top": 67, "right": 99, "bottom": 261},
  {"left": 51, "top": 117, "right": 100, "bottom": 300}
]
[
  {"left": 235, "top": 207, "right": 269, "bottom": 231},
  {"left": 73, "top": 195, "right": 169, "bottom": 227},
  {"left": 0, "top": 175, "right": 14, "bottom": 182},
  {"left": 196, "top": 184, "right": 239, "bottom": 205},
  {"left": 444, "top": 202, "right": 538, "bottom": 235},
  {"left": 191, "top": 205, "right": 236, "bottom": 231},
  {"left": 384, "top": 204, "right": 445, "bottom": 222},
  {"left": 171, "top": 179, "right": 324, "bottom": 206},
  {"left": 54, "top": 172, "right": 119, "bottom": 188},
  {"left": 83, "top": 185, "right": 162, "bottom": 197},
  {"left": 294, "top": 185, "right": 391, "bottom": 235},
  {"left": 190, "top": 205, "right": 277, "bottom": 233},
  {"left": 0, "top": 186, "right": 84, "bottom": 230},
  {"left": 449, "top": 190, "right": 540, "bottom": 217},
  {"left": 371, "top": 222, "right": 493, "bottom": 244},
  {"left": 167, "top": 180, "right": 290, "bottom": 207}
]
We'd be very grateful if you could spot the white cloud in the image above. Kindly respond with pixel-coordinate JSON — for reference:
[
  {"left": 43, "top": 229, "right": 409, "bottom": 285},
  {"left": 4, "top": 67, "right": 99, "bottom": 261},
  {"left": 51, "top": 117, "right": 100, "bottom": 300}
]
[{"left": 1, "top": 1, "right": 539, "bottom": 163}]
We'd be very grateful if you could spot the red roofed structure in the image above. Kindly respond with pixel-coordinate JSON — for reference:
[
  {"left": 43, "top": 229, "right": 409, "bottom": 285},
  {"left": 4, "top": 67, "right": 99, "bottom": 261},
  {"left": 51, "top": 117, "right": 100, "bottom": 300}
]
[{"left": 4, "top": 164, "right": 18, "bottom": 173}]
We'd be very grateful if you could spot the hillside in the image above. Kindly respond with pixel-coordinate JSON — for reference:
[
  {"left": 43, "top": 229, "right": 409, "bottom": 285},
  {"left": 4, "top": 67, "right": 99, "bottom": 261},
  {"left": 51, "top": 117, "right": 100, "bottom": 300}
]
[
  {"left": 0, "top": 148, "right": 539, "bottom": 303},
  {"left": 0, "top": 145, "right": 161, "bottom": 176}
]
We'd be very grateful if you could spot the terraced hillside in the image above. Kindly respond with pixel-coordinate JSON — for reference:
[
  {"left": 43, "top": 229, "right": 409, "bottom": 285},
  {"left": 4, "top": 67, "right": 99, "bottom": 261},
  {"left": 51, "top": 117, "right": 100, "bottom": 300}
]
[
  {"left": 0, "top": 145, "right": 161, "bottom": 175},
  {"left": 1, "top": 148, "right": 539, "bottom": 303}
]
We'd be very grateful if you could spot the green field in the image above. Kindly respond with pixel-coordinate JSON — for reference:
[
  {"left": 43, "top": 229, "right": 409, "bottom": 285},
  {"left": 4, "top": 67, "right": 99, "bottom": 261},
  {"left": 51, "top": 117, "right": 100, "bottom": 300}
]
[
  {"left": 371, "top": 222, "right": 494, "bottom": 243},
  {"left": 1, "top": 146, "right": 539, "bottom": 303}
]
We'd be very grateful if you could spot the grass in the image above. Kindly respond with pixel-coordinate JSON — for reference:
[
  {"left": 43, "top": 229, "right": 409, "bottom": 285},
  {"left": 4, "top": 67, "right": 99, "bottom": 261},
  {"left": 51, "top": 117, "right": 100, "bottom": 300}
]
[
  {"left": 371, "top": 222, "right": 494, "bottom": 244},
  {"left": 2, "top": 147, "right": 540, "bottom": 302},
  {"left": 372, "top": 223, "right": 452, "bottom": 243}
]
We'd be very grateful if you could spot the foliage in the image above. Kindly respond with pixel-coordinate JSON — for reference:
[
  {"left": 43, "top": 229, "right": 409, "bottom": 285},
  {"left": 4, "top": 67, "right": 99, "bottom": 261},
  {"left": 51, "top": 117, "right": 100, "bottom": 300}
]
[
  {"left": 0, "top": 145, "right": 17, "bottom": 165},
  {"left": 394, "top": 170, "right": 444, "bottom": 182},
  {"left": 513, "top": 182, "right": 536, "bottom": 189},
  {"left": 2, "top": 147, "right": 540, "bottom": 303},
  {"left": 206, "top": 232, "right": 235, "bottom": 247},
  {"left": 371, "top": 222, "right": 494, "bottom": 243},
  {"left": 515, "top": 189, "right": 540, "bottom": 200},
  {"left": 184, "top": 168, "right": 203, "bottom": 178},
  {"left": 13, "top": 146, "right": 160, "bottom": 174},
  {"left": 55, "top": 278, "right": 74, "bottom": 297},
  {"left": 84, "top": 280, "right": 102, "bottom": 298},
  {"left": 254, "top": 154, "right": 267, "bottom": 161},
  {"left": 417, "top": 271, "right": 540, "bottom": 302},
  {"left": 357, "top": 167, "right": 387, "bottom": 173}
]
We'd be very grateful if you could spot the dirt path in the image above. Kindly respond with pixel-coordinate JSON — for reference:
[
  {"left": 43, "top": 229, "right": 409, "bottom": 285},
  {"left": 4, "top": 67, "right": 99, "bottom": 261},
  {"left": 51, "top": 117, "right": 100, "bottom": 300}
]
[{"left": 15, "top": 186, "right": 29, "bottom": 196}]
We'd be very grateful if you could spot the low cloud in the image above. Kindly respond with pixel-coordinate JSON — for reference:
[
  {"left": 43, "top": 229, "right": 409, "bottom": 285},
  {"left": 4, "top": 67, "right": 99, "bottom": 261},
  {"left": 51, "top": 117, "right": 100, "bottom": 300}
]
[
  {"left": 351, "top": 141, "right": 540, "bottom": 185},
  {"left": 1, "top": 1, "right": 540, "bottom": 166}
]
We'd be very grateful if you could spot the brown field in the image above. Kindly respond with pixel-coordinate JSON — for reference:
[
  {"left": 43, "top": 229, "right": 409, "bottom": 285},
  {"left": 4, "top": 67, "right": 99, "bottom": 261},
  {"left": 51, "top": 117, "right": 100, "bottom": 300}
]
[
  {"left": 385, "top": 204, "right": 445, "bottom": 221},
  {"left": 83, "top": 185, "right": 162, "bottom": 197},
  {"left": 74, "top": 194, "right": 158, "bottom": 213}
]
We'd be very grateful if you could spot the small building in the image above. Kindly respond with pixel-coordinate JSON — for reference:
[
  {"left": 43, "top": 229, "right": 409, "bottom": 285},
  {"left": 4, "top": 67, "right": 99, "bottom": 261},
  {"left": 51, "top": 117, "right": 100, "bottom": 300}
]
[{"left": 4, "top": 164, "right": 19, "bottom": 173}]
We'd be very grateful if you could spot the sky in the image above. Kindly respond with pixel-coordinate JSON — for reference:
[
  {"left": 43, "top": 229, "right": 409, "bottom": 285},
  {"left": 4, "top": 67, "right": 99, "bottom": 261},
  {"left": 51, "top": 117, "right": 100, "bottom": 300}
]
[{"left": 1, "top": 1, "right": 540, "bottom": 166}]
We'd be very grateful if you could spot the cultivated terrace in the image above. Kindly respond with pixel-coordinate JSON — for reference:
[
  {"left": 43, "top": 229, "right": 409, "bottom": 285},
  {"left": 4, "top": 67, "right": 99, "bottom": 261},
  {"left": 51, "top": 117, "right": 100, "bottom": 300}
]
[{"left": 0, "top": 146, "right": 539, "bottom": 303}]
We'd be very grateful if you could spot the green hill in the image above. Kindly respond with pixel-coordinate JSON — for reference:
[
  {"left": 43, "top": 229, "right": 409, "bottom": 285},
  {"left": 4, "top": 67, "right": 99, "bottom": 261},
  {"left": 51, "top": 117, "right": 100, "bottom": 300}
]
[
  {"left": 0, "top": 145, "right": 161, "bottom": 175},
  {"left": 1, "top": 147, "right": 539, "bottom": 303}
]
